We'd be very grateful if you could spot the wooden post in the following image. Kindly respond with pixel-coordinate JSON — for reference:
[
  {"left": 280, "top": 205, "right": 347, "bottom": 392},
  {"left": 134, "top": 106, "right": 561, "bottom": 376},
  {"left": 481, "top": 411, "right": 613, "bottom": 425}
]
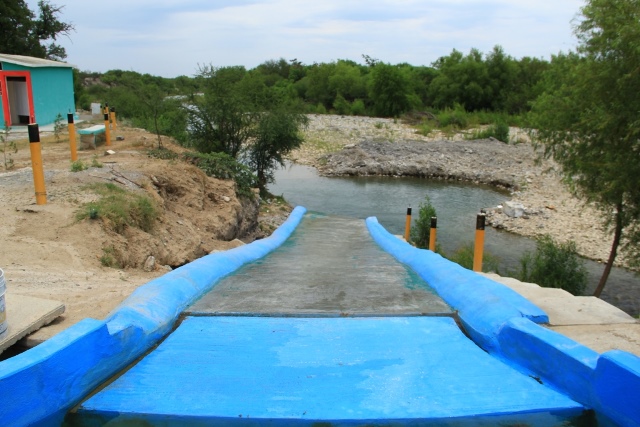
[
  {"left": 404, "top": 207, "right": 412, "bottom": 242},
  {"left": 104, "top": 113, "right": 111, "bottom": 146},
  {"left": 28, "top": 124, "right": 47, "bottom": 205},
  {"left": 67, "top": 113, "right": 78, "bottom": 161},
  {"left": 429, "top": 217, "right": 437, "bottom": 251},
  {"left": 473, "top": 213, "right": 486, "bottom": 272}
]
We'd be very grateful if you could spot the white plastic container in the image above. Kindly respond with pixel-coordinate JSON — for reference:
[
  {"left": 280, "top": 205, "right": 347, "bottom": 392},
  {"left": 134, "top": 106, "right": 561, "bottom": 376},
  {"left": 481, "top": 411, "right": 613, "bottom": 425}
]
[{"left": 0, "top": 268, "right": 6, "bottom": 336}]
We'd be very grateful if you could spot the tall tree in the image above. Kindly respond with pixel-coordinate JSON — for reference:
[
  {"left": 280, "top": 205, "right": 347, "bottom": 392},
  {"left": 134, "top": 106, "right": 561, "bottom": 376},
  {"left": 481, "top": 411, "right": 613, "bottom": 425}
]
[
  {"left": 247, "top": 108, "right": 308, "bottom": 195},
  {"left": 0, "top": 0, "right": 74, "bottom": 60},
  {"left": 369, "top": 62, "right": 412, "bottom": 117},
  {"left": 529, "top": 0, "right": 640, "bottom": 296}
]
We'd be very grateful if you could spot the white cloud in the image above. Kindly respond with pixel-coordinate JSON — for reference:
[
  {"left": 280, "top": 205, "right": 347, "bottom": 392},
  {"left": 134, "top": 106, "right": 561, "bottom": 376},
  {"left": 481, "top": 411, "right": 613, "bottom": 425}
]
[{"left": 23, "top": 0, "right": 584, "bottom": 76}]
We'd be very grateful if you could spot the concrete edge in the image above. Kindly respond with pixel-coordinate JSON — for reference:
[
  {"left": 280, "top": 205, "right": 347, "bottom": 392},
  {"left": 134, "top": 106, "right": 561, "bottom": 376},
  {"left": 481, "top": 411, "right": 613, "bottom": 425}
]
[
  {"left": 0, "top": 206, "right": 307, "bottom": 427},
  {"left": 365, "top": 216, "right": 640, "bottom": 427},
  {"left": 0, "top": 294, "right": 65, "bottom": 353}
]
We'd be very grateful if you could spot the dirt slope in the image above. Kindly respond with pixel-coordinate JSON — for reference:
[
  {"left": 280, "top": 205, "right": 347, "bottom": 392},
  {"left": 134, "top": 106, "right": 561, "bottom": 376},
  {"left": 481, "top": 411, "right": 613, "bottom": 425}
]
[{"left": 0, "top": 125, "right": 288, "bottom": 343}]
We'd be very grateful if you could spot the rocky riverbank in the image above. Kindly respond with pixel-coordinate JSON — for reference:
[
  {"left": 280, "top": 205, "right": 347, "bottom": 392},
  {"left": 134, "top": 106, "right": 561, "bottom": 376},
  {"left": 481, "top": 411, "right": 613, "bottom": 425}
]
[{"left": 292, "top": 115, "right": 627, "bottom": 269}]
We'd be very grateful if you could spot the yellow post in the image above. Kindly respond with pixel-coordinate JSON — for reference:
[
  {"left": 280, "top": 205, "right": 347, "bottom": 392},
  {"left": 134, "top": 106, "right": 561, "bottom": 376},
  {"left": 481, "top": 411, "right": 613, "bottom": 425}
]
[
  {"left": 104, "top": 113, "right": 111, "bottom": 146},
  {"left": 429, "top": 217, "right": 437, "bottom": 251},
  {"left": 110, "top": 107, "right": 117, "bottom": 132},
  {"left": 473, "top": 213, "right": 486, "bottom": 272},
  {"left": 28, "top": 124, "right": 47, "bottom": 205},
  {"left": 404, "top": 207, "right": 412, "bottom": 242},
  {"left": 67, "top": 113, "right": 78, "bottom": 161}
]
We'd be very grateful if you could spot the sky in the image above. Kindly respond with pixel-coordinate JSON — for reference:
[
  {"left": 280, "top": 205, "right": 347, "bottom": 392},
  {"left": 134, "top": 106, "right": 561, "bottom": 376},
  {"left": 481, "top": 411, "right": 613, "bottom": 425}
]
[{"left": 26, "top": 0, "right": 585, "bottom": 78}]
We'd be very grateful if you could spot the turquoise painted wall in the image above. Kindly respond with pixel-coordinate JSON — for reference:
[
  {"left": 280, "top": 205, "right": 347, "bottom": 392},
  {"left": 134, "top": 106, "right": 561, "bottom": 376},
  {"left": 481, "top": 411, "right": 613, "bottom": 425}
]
[{"left": 0, "top": 62, "right": 74, "bottom": 127}]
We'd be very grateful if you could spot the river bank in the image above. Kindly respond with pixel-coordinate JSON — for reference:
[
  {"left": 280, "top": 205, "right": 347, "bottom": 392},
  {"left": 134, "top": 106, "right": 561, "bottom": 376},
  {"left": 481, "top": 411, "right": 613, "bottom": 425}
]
[{"left": 293, "top": 115, "right": 629, "bottom": 270}]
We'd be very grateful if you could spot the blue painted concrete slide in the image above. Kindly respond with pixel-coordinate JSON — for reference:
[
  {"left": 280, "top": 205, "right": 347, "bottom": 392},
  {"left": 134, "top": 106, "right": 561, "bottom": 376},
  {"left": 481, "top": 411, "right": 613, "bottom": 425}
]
[
  {"left": 0, "top": 207, "right": 307, "bottom": 426},
  {"left": 76, "top": 316, "right": 584, "bottom": 426},
  {"left": 366, "top": 216, "right": 640, "bottom": 427}
]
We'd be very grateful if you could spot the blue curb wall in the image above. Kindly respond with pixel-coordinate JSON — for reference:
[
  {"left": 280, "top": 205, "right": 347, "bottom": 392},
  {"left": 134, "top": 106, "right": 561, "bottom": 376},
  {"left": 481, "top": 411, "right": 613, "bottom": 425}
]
[
  {"left": 0, "top": 206, "right": 307, "bottom": 427},
  {"left": 365, "top": 216, "right": 640, "bottom": 427}
]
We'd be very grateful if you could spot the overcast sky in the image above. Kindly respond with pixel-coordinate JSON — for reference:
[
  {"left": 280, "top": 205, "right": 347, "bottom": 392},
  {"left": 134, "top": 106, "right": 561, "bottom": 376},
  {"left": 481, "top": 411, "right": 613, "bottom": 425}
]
[{"left": 26, "top": 0, "right": 585, "bottom": 78}]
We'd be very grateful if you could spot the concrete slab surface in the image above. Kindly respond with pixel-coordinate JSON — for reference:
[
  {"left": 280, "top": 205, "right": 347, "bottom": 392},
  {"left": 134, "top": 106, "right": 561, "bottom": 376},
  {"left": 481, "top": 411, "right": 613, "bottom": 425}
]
[
  {"left": 0, "top": 293, "right": 65, "bottom": 354},
  {"left": 481, "top": 272, "right": 640, "bottom": 356},
  {"left": 549, "top": 324, "right": 640, "bottom": 356},
  {"left": 75, "top": 316, "right": 586, "bottom": 426},
  {"left": 188, "top": 213, "right": 452, "bottom": 317}
]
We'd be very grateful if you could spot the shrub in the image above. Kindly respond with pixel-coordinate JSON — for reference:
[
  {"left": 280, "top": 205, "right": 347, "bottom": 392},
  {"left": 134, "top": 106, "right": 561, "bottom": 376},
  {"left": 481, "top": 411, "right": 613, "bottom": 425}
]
[
  {"left": 70, "top": 160, "right": 88, "bottom": 172},
  {"left": 437, "top": 104, "right": 469, "bottom": 129},
  {"left": 77, "top": 183, "right": 159, "bottom": 234},
  {"left": 516, "top": 234, "right": 587, "bottom": 296},
  {"left": 350, "top": 99, "right": 366, "bottom": 116},
  {"left": 410, "top": 196, "right": 437, "bottom": 249},
  {"left": 182, "top": 151, "right": 256, "bottom": 198}
]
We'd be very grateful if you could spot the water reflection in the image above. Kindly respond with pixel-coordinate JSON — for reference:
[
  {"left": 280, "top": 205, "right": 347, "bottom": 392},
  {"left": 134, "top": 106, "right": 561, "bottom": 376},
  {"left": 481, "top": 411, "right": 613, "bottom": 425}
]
[{"left": 269, "top": 163, "right": 639, "bottom": 316}]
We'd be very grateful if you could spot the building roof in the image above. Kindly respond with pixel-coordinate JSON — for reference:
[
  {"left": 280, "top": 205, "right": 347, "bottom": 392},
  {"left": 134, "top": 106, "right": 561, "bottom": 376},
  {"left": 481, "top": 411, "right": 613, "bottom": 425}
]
[{"left": 0, "top": 53, "right": 75, "bottom": 69}]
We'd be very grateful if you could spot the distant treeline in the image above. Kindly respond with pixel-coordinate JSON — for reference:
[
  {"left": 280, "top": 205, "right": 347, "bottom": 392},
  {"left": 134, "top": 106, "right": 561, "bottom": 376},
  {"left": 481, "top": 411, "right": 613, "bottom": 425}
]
[{"left": 75, "top": 45, "right": 551, "bottom": 130}]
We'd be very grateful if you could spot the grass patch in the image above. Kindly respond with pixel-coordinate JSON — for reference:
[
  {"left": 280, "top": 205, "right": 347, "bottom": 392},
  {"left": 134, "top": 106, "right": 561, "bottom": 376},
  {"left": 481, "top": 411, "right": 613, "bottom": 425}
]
[
  {"left": 466, "top": 121, "right": 510, "bottom": 143},
  {"left": 77, "top": 183, "right": 159, "bottom": 234},
  {"left": 100, "top": 246, "right": 118, "bottom": 268},
  {"left": 445, "top": 242, "right": 502, "bottom": 274}
]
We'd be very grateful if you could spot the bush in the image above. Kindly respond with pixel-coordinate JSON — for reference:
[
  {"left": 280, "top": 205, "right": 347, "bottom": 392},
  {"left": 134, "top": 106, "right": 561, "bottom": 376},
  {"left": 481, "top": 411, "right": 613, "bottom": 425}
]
[
  {"left": 77, "top": 183, "right": 159, "bottom": 234},
  {"left": 516, "top": 234, "right": 587, "bottom": 296},
  {"left": 437, "top": 104, "right": 469, "bottom": 129},
  {"left": 350, "top": 99, "right": 366, "bottom": 116},
  {"left": 182, "top": 151, "right": 256, "bottom": 198},
  {"left": 446, "top": 242, "right": 502, "bottom": 273},
  {"left": 410, "top": 196, "right": 437, "bottom": 249},
  {"left": 70, "top": 160, "right": 88, "bottom": 172}
]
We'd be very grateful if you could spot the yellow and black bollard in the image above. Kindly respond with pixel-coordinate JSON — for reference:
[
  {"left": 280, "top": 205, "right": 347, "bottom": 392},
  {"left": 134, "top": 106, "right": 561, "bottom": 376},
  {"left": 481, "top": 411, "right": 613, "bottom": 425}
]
[
  {"left": 110, "top": 107, "right": 117, "bottom": 133},
  {"left": 67, "top": 113, "right": 78, "bottom": 161},
  {"left": 473, "top": 213, "right": 486, "bottom": 272},
  {"left": 104, "top": 113, "right": 111, "bottom": 146},
  {"left": 429, "top": 217, "right": 437, "bottom": 251},
  {"left": 404, "top": 207, "right": 412, "bottom": 242},
  {"left": 28, "top": 124, "right": 47, "bottom": 205}
]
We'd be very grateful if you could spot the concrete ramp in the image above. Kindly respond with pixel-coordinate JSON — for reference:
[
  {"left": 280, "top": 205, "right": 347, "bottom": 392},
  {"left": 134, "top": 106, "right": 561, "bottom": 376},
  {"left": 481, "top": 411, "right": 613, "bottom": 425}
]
[
  {"left": 188, "top": 213, "right": 451, "bottom": 317},
  {"left": 73, "top": 316, "right": 586, "bottom": 426}
]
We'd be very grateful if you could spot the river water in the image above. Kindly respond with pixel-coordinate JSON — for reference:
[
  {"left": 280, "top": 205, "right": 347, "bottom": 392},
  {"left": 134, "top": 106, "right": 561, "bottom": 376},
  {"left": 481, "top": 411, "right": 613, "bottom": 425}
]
[{"left": 269, "top": 163, "right": 639, "bottom": 317}]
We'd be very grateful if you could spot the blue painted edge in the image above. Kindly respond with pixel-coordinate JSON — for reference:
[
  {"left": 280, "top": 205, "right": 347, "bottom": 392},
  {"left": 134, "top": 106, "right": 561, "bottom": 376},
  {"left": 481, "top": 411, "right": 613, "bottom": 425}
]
[
  {"left": 365, "top": 216, "right": 640, "bottom": 427},
  {"left": 0, "top": 206, "right": 307, "bottom": 427}
]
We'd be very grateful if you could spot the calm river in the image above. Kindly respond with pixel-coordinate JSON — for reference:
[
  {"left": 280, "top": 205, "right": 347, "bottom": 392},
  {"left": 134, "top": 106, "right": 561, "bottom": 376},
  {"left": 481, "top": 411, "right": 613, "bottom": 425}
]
[{"left": 269, "top": 163, "right": 639, "bottom": 317}]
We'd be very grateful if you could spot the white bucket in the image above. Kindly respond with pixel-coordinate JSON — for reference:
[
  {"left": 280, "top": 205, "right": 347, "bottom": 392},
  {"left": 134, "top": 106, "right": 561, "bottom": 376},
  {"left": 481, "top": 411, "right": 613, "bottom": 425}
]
[{"left": 0, "top": 268, "right": 6, "bottom": 337}]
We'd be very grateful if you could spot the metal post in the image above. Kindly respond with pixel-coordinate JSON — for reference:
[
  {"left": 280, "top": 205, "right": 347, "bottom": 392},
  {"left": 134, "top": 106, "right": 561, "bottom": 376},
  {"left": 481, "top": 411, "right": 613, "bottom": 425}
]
[
  {"left": 473, "top": 213, "right": 486, "bottom": 272},
  {"left": 429, "top": 217, "right": 437, "bottom": 251},
  {"left": 110, "top": 107, "right": 117, "bottom": 132},
  {"left": 104, "top": 113, "right": 111, "bottom": 146},
  {"left": 28, "top": 124, "right": 47, "bottom": 205},
  {"left": 67, "top": 113, "right": 78, "bottom": 161},
  {"left": 404, "top": 207, "right": 412, "bottom": 242}
]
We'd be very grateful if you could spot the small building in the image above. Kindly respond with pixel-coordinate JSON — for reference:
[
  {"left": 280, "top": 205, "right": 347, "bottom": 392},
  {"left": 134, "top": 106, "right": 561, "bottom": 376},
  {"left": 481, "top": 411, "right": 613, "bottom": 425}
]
[{"left": 0, "top": 53, "right": 75, "bottom": 128}]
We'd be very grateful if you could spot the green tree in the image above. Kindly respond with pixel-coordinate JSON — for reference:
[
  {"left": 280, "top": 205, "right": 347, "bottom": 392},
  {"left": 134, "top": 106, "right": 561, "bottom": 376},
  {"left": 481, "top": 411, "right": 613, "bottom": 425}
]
[
  {"left": 247, "top": 109, "right": 308, "bottom": 195},
  {"left": 0, "top": 0, "right": 74, "bottom": 60},
  {"left": 187, "top": 66, "right": 255, "bottom": 157},
  {"left": 529, "top": 0, "right": 640, "bottom": 296},
  {"left": 369, "top": 62, "right": 412, "bottom": 117},
  {"left": 517, "top": 235, "right": 587, "bottom": 296}
]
